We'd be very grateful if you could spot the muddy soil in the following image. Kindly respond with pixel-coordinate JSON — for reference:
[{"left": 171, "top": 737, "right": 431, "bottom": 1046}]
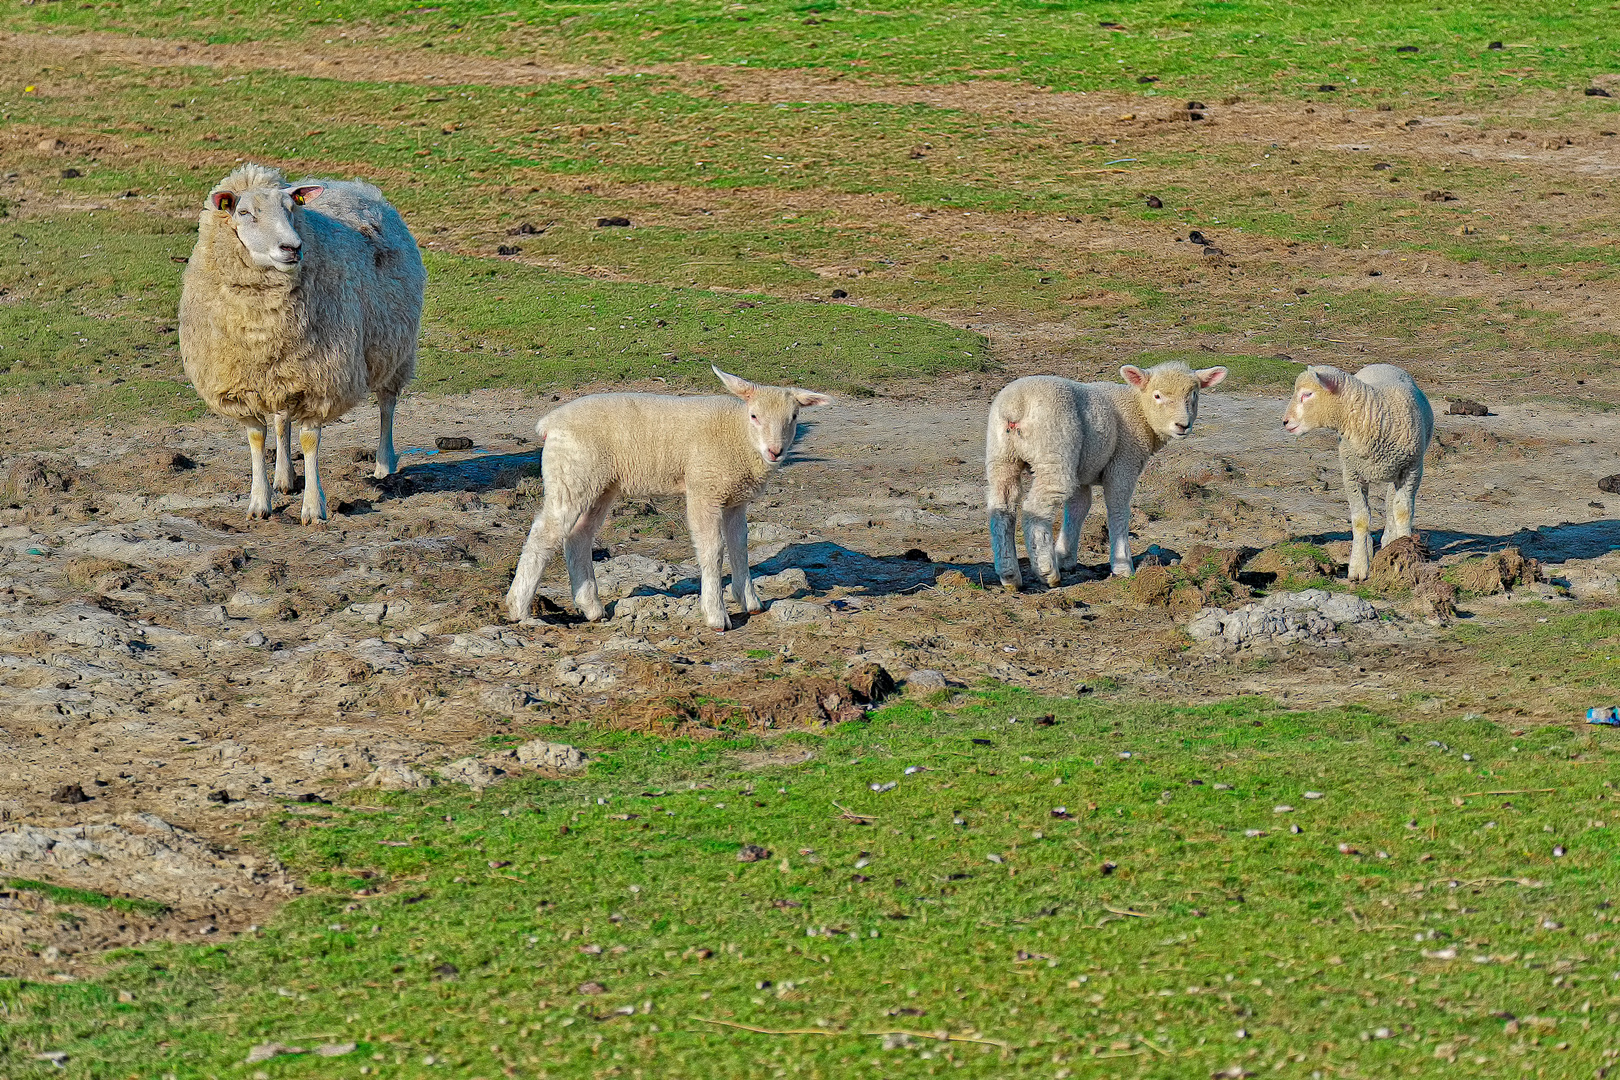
[{"left": 2, "top": 374, "right": 1617, "bottom": 975}]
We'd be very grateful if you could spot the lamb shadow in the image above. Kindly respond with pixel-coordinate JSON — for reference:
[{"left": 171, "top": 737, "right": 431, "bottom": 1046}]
[
  {"left": 1296, "top": 519, "right": 1620, "bottom": 565},
  {"left": 375, "top": 449, "right": 541, "bottom": 498},
  {"left": 753, "top": 540, "right": 999, "bottom": 598}
]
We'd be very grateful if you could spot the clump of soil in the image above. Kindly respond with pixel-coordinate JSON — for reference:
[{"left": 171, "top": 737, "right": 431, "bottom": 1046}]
[
  {"left": 1369, "top": 534, "right": 1458, "bottom": 619},
  {"left": 1243, "top": 541, "right": 1337, "bottom": 587},
  {"left": 607, "top": 666, "right": 895, "bottom": 735},
  {"left": 1129, "top": 545, "right": 1251, "bottom": 613},
  {"left": 1449, "top": 546, "right": 1541, "bottom": 595}
]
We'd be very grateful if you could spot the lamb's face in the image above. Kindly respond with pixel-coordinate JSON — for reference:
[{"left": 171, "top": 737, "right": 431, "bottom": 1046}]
[
  {"left": 1122, "top": 363, "right": 1227, "bottom": 440},
  {"left": 210, "top": 183, "right": 324, "bottom": 272},
  {"left": 712, "top": 366, "right": 833, "bottom": 465},
  {"left": 1283, "top": 368, "right": 1343, "bottom": 435}
]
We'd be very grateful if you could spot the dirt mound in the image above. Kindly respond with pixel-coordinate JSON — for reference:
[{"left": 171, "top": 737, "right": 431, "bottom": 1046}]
[
  {"left": 1243, "top": 542, "right": 1337, "bottom": 587},
  {"left": 606, "top": 665, "right": 895, "bottom": 734},
  {"left": 1130, "top": 545, "right": 1252, "bottom": 613},
  {"left": 1449, "top": 546, "right": 1541, "bottom": 595},
  {"left": 1369, "top": 535, "right": 1457, "bottom": 619}
]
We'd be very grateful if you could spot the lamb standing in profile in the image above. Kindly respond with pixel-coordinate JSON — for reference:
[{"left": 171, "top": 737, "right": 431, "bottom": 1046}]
[
  {"left": 179, "top": 163, "right": 425, "bottom": 523},
  {"left": 1283, "top": 364, "right": 1433, "bottom": 581},
  {"left": 986, "top": 361, "right": 1227, "bottom": 589},
  {"left": 505, "top": 367, "right": 832, "bottom": 631}
]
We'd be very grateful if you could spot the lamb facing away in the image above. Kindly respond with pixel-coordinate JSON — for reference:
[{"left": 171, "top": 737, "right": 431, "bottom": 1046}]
[
  {"left": 986, "top": 361, "right": 1227, "bottom": 589},
  {"left": 504, "top": 367, "right": 832, "bottom": 630},
  {"left": 179, "top": 163, "right": 425, "bottom": 523},
  {"left": 1283, "top": 363, "right": 1434, "bottom": 581}
]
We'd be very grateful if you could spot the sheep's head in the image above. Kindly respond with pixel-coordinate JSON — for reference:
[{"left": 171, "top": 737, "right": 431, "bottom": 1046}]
[
  {"left": 207, "top": 167, "right": 325, "bottom": 272},
  {"left": 1283, "top": 366, "right": 1348, "bottom": 435},
  {"left": 713, "top": 366, "right": 832, "bottom": 465},
  {"left": 1121, "top": 361, "right": 1227, "bottom": 441}
]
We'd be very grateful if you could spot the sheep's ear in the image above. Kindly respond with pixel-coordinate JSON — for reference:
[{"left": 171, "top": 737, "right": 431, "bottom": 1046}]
[
  {"left": 211, "top": 191, "right": 236, "bottom": 213},
  {"left": 713, "top": 366, "right": 756, "bottom": 401},
  {"left": 793, "top": 389, "right": 833, "bottom": 408},
  {"left": 1313, "top": 367, "right": 1347, "bottom": 394},
  {"left": 287, "top": 184, "right": 325, "bottom": 206},
  {"left": 1119, "top": 365, "right": 1149, "bottom": 390},
  {"left": 1195, "top": 366, "right": 1228, "bottom": 389}
]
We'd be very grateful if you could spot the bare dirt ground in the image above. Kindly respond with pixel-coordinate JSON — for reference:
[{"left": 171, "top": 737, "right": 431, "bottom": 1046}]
[{"left": 3, "top": 373, "right": 1618, "bottom": 977}]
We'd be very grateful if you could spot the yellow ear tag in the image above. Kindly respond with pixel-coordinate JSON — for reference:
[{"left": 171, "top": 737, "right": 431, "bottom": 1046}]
[
  {"left": 216, "top": 193, "right": 235, "bottom": 213},
  {"left": 293, "top": 191, "right": 306, "bottom": 205}
]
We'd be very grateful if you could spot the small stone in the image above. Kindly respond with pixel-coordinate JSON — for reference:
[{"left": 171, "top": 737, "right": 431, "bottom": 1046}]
[
  {"left": 578, "top": 981, "right": 608, "bottom": 994},
  {"left": 737, "top": 844, "right": 771, "bottom": 863},
  {"left": 1304, "top": 791, "right": 1323, "bottom": 799},
  {"left": 934, "top": 569, "right": 972, "bottom": 588},
  {"left": 514, "top": 740, "right": 588, "bottom": 772},
  {"left": 245, "top": 1043, "right": 305, "bottom": 1064},
  {"left": 434, "top": 436, "right": 474, "bottom": 451},
  {"left": 1599, "top": 475, "right": 1620, "bottom": 495},
  {"left": 1274, "top": 805, "right": 1294, "bottom": 814},
  {"left": 905, "top": 670, "right": 947, "bottom": 697},
  {"left": 206, "top": 789, "right": 234, "bottom": 804},
  {"left": 986, "top": 853, "right": 1004, "bottom": 864},
  {"left": 432, "top": 963, "right": 459, "bottom": 980},
  {"left": 1447, "top": 399, "right": 1489, "bottom": 416},
  {"left": 50, "top": 784, "right": 88, "bottom": 805},
  {"left": 316, "top": 1042, "right": 357, "bottom": 1057},
  {"left": 242, "top": 630, "right": 267, "bottom": 647}
]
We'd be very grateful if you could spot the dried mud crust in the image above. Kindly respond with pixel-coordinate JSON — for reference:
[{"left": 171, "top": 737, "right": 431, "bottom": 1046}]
[{"left": 0, "top": 384, "right": 1617, "bottom": 968}]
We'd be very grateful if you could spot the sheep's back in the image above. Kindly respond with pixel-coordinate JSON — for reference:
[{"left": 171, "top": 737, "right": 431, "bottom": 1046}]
[
  {"left": 989, "top": 376, "right": 1126, "bottom": 482},
  {"left": 540, "top": 394, "right": 758, "bottom": 500},
  {"left": 1342, "top": 365, "right": 1433, "bottom": 481}
]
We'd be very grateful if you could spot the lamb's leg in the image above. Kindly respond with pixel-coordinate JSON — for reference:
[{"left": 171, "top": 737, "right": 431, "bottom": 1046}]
[
  {"left": 505, "top": 498, "right": 574, "bottom": 622},
  {"left": 374, "top": 393, "right": 399, "bottom": 480},
  {"left": 299, "top": 424, "right": 327, "bottom": 525},
  {"left": 1101, "top": 468, "right": 1140, "bottom": 577},
  {"left": 272, "top": 412, "right": 294, "bottom": 494},
  {"left": 1344, "top": 467, "right": 1374, "bottom": 581},
  {"left": 722, "top": 504, "right": 762, "bottom": 614},
  {"left": 687, "top": 499, "right": 731, "bottom": 631},
  {"left": 987, "top": 457, "right": 1025, "bottom": 592},
  {"left": 1054, "top": 487, "right": 1092, "bottom": 573},
  {"left": 563, "top": 496, "right": 614, "bottom": 623},
  {"left": 1384, "top": 466, "right": 1421, "bottom": 544},
  {"left": 246, "top": 419, "right": 273, "bottom": 520},
  {"left": 1021, "top": 475, "right": 1069, "bottom": 588}
]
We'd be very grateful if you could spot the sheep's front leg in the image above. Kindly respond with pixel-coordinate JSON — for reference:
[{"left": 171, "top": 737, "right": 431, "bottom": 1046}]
[
  {"left": 246, "top": 418, "right": 273, "bottom": 520},
  {"left": 1344, "top": 466, "right": 1374, "bottom": 581},
  {"left": 299, "top": 424, "right": 327, "bottom": 525},
  {"left": 505, "top": 498, "right": 573, "bottom": 622},
  {"left": 1054, "top": 486, "right": 1092, "bottom": 572},
  {"left": 374, "top": 393, "right": 399, "bottom": 480},
  {"left": 722, "top": 504, "right": 762, "bottom": 614},
  {"left": 1383, "top": 465, "right": 1421, "bottom": 545},
  {"left": 272, "top": 412, "right": 294, "bottom": 494},
  {"left": 687, "top": 500, "right": 731, "bottom": 631},
  {"left": 1101, "top": 468, "right": 1140, "bottom": 577},
  {"left": 562, "top": 497, "right": 613, "bottom": 623}
]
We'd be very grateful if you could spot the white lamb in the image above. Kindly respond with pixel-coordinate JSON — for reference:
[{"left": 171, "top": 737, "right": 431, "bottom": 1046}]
[
  {"left": 504, "top": 367, "right": 832, "bottom": 630},
  {"left": 179, "top": 163, "right": 425, "bottom": 524},
  {"left": 986, "top": 361, "right": 1228, "bottom": 588},
  {"left": 1283, "top": 363, "right": 1434, "bottom": 581}
]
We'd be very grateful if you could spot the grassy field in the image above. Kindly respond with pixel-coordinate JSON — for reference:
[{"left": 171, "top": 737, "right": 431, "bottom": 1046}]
[{"left": 5, "top": 679, "right": 1619, "bottom": 1078}]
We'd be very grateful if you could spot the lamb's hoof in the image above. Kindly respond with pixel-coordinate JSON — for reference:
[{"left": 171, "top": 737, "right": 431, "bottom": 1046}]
[
  {"left": 1110, "top": 566, "right": 1134, "bottom": 578},
  {"left": 999, "top": 577, "right": 1022, "bottom": 593},
  {"left": 1043, "top": 573, "right": 1062, "bottom": 588},
  {"left": 373, "top": 462, "right": 396, "bottom": 481},
  {"left": 301, "top": 504, "right": 329, "bottom": 526},
  {"left": 582, "top": 607, "right": 607, "bottom": 623},
  {"left": 247, "top": 505, "right": 272, "bottom": 521}
]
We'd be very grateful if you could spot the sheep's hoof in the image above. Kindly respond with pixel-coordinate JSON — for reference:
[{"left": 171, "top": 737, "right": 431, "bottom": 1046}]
[
  {"left": 999, "top": 578, "right": 1022, "bottom": 593},
  {"left": 301, "top": 505, "right": 329, "bottom": 526},
  {"left": 1043, "top": 572, "right": 1062, "bottom": 588},
  {"left": 1110, "top": 566, "right": 1134, "bottom": 578},
  {"left": 247, "top": 506, "right": 272, "bottom": 521}
]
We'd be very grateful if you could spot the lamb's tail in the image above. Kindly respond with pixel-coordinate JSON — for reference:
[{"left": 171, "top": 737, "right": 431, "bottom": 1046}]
[{"left": 985, "top": 398, "right": 1029, "bottom": 511}]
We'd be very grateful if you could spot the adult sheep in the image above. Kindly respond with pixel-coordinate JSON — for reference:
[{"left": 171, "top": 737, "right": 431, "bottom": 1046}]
[
  {"left": 986, "top": 361, "right": 1227, "bottom": 589},
  {"left": 179, "top": 163, "right": 425, "bottom": 524}
]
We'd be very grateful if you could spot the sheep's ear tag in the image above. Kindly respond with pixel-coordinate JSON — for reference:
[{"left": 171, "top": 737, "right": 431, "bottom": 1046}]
[
  {"left": 212, "top": 192, "right": 235, "bottom": 213},
  {"left": 289, "top": 185, "right": 324, "bottom": 206}
]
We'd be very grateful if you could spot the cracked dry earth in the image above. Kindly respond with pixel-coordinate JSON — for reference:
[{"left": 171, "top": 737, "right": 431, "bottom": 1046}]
[{"left": 3, "top": 375, "right": 1620, "bottom": 978}]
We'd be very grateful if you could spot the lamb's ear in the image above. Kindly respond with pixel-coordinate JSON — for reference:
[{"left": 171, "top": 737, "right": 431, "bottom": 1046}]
[
  {"left": 792, "top": 389, "right": 833, "bottom": 407},
  {"left": 1313, "top": 367, "right": 1347, "bottom": 394},
  {"left": 1195, "top": 366, "right": 1228, "bottom": 389},
  {"left": 210, "top": 191, "right": 236, "bottom": 213},
  {"left": 287, "top": 185, "right": 325, "bottom": 206},
  {"left": 712, "top": 365, "right": 756, "bottom": 401},
  {"left": 1119, "top": 365, "right": 1149, "bottom": 390}
]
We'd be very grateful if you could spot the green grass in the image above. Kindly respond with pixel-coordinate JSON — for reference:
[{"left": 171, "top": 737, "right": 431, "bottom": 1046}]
[
  {"left": 13, "top": 0, "right": 1620, "bottom": 103},
  {"left": 0, "top": 879, "right": 168, "bottom": 919},
  {"left": 5, "top": 689, "right": 1619, "bottom": 1077}
]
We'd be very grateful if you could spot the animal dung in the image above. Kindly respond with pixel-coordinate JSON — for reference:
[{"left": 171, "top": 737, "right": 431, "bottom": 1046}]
[
  {"left": 507, "top": 221, "right": 543, "bottom": 235},
  {"left": 831, "top": 288, "right": 849, "bottom": 298},
  {"left": 1396, "top": 45, "right": 1419, "bottom": 52},
  {"left": 60, "top": 168, "right": 82, "bottom": 179},
  {"left": 1186, "top": 100, "right": 1207, "bottom": 110},
  {"left": 1587, "top": 87, "right": 1613, "bottom": 97},
  {"left": 1317, "top": 84, "right": 1338, "bottom": 92},
  {"left": 736, "top": 843, "right": 771, "bottom": 863},
  {"left": 434, "top": 436, "right": 474, "bottom": 451},
  {"left": 1598, "top": 475, "right": 1620, "bottom": 495},
  {"left": 596, "top": 216, "right": 632, "bottom": 227},
  {"left": 50, "top": 783, "right": 88, "bottom": 804},
  {"left": 1145, "top": 195, "right": 1163, "bottom": 208},
  {"left": 496, "top": 244, "right": 520, "bottom": 256},
  {"left": 1447, "top": 399, "right": 1489, "bottom": 416}
]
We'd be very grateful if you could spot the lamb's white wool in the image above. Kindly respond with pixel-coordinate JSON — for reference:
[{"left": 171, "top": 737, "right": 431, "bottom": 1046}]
[
  {"left": 985, "top": 361, "right": 1227, "bottom": 588},
  {"left": 504, "top": 367, "right": 832, "bottom": 630},
  {"left": 179, "top": 163, "right": 425, "bottom": 523},
  {"left": 1283, "top": 363, "right": 1434, "bottom": 580}
]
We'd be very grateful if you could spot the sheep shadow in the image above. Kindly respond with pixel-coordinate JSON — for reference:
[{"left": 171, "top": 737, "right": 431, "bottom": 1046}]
[
  {"left": 375, "top": 449, "right": 541, "bottom": 498},
  {"left": 753, "top": 540, "right": 999, "bottom": 598},
  {"left": 1296, "top": 519, "right": 1620, "bottom": 566}
]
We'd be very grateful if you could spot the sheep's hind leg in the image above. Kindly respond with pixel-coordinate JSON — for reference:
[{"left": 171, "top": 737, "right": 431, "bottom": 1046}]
[
  {"left": 1053, "top": 487, "right": 1092, "bottom": 573},
  {"left": 987, "top": 458, "right": 1025, "bottom": 592},
  {"left": 246, "top": 419, "right": 273, "bottom": 520},
  {"left": 505, "top": 499, "right": 574, "bottom": 622},
  {"left": 1344, "top": 469, "right": 1374, "bottom": 581},
  {"left": 272, "top": 412, "right": 294, "bottom": 494},
  {"left": 1101, "top": 468, "right": 1140, "bottom": 577},
  {"left": 299, "top": 424, "right": 327, "bottom": 525},
  {"left": 687, "top": 500, "right": 732, "bottom": 631},
  {"left": 562, "top": 495, "right": 615, "bottom": 623},
  {"left": 722, "top": 505, "right": 762, "bottom": 615},
  {"left": 374, "top": 393, "right": 399, "bottom": 480},
  {"left": 1384, "top": 466, "right": 1420, "bottom": 545}
]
